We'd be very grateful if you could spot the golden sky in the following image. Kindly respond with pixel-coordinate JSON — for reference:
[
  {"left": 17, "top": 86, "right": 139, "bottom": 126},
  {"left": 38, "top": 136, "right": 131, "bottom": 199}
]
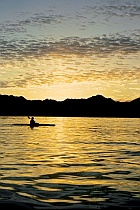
[{"left": 0, "top": 0, "right": 139, "bottom": 101}]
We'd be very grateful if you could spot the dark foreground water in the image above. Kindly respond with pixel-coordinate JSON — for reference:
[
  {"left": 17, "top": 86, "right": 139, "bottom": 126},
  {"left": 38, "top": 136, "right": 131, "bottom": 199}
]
[{"left": 0, "top": 117, "right": 140, "bottom": 209}]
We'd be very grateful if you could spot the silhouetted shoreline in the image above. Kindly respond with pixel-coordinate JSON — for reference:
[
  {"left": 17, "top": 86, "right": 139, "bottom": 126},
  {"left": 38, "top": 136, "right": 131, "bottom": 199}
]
[{"left": 0, "top": 94, "right": 139, "bottom": 117}]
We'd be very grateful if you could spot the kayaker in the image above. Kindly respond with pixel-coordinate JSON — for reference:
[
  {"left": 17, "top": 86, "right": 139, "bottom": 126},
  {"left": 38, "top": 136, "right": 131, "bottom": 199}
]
[{"left": 30, "top": 117, "right": 36, "bottom": 127}]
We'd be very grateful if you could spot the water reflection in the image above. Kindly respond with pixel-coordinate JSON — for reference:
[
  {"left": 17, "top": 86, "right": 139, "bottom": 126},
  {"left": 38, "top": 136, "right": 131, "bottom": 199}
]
[{"left": 0, "top": 117, "right": 140, "bottom": 208}]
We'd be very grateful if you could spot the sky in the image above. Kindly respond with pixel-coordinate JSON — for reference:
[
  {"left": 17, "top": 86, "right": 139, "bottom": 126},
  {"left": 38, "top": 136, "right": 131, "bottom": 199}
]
[{"left": 0, "top": 0, "right": 140, "bottom": 101}]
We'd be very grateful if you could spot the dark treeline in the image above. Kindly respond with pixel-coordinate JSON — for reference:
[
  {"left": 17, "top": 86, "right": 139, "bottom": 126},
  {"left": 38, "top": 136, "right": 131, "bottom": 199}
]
[{"left": 0, "top": 94, "right": 139, "bottom": 117}]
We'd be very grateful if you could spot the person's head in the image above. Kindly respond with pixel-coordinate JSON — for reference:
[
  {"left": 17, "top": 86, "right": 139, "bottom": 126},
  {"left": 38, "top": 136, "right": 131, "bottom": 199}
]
[{"left": 31, "top": 117, "right": 34, "bottom": 120}]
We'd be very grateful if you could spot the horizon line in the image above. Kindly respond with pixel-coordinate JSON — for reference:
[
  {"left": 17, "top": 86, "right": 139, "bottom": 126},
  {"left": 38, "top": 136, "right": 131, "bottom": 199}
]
[{"left": 0, "top": 93, "right": 139, "bottom": 103}]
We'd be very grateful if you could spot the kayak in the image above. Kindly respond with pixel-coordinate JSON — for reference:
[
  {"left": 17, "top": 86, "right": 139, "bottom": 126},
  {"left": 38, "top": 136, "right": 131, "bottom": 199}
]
[{"left": 13, "top": 123, "right": 55, "bottom": 127}]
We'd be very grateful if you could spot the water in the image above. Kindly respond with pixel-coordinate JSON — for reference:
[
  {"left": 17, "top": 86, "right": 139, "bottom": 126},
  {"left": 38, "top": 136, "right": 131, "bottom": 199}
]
[{"left": 0, "top": 116, "right": 140, "bottom": 209}]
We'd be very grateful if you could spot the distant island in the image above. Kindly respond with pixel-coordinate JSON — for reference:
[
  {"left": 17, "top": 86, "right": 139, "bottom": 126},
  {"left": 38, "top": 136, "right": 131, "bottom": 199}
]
[{"left": 0, "top": 94, "right": 139, "bottom": 118}]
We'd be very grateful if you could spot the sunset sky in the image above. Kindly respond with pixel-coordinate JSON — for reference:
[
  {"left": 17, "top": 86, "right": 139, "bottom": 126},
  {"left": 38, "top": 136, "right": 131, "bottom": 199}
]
[{"left": 0, "top": 0, "right": 139, "bottom": 101}]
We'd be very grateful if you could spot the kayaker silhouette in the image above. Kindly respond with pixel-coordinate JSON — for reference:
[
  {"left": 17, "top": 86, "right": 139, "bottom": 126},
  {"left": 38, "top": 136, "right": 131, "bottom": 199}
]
[
  {"left": 27, "top": 116, "right": 55, "bottom": 127},
  {"left": 30, "top": 117, "right": 36, "bottom": 126},
  {"left": 28, "top": 116, "right": 37, "bottom": 127}
]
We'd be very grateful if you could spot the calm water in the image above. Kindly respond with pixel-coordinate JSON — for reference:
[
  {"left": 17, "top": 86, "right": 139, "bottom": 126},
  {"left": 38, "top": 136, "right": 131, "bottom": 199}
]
[{"left": 0, "top": 116, "right": 140, "bottom": 209}]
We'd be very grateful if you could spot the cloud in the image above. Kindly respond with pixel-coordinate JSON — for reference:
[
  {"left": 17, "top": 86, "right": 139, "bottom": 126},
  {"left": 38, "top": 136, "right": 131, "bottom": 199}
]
[
  {"left": 0, "top": 30, "right": 139, "bottom": 90},
  {"left": 0, "top": 50, "right": 139, "bottom": 90},
  {"left": 0, "top": 12, "right": 65, "bottom": 35},
  {"left": 0, "top": 33, "right": 139, "bottom": 62},
  {"left": 0, "top": 0, "right": 139, "bottom": 92},
  {"left": 1, "top": 0, "right": 139, "bottom": 38},
  {"left": 85, "top": 1, "right": 140, "bottom": 19}
]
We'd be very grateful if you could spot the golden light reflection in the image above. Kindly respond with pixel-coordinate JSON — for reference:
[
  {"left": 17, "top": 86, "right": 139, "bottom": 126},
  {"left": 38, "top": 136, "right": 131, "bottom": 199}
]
[
  {"left": 1, "top": 117, "right": 140, "bottom": 205},
  {"left": 38, "top": 198, "right": 80, "bottom": 204}
]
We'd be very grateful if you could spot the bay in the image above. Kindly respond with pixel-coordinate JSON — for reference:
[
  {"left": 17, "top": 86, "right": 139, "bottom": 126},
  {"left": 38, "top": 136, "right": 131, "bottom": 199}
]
[{"left": 0, "top": 116, "right": 140, "bottom": 209}]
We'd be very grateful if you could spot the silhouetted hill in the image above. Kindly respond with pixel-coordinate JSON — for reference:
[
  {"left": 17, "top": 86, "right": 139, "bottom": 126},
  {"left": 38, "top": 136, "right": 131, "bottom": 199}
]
[{"left": 0, "top": 94, "right": 139, "bottom": 117}]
